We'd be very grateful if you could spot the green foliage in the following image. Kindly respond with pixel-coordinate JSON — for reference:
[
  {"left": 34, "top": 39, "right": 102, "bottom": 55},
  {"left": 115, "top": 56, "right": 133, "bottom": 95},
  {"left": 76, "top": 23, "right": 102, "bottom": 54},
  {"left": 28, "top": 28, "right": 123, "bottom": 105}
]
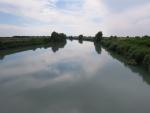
[
  {"left": 94, "top": 31, "right": 103, "bottom": 41},
  {"left": 79, "top": 35, "right": 83, "bottom": 40},
  {"left": 127, "top": 59, "right": 137, "bottom": 65},
  {"left": 0, "top": 37, "right": 50, "bottom": 50},
  {"left": 59, "top": 33, "right": 67, "bottom": 39},
  {"left": 78, "top": 35, "right": 84, "bottom": 43},
  {"left": 0, "top": 41, "right": 3, "bottom": 48},
  {"left": 143, "top": 54, "right": 150, "bottom": 70},
  {"left": 102, "top": 37, "right": 150, "bottom": 71},
  {"left": 50, "top": 31, "right": 66, "bottom": 42},
  {"left": 0, "top": 31, "right": 67, "bottom": 50}
]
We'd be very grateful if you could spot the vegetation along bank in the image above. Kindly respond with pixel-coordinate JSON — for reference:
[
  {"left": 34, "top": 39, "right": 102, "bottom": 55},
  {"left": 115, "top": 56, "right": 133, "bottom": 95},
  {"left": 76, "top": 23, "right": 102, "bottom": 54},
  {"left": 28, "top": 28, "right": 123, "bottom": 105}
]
[
  {"left": 0, "top": 36, "right": 51, "bottom": 50},
  {"left": 0, "top": 31, "right": 150, "bottom": 72},
  {"left": 102, "top": 36, "right": 150, "bottom": 71}
]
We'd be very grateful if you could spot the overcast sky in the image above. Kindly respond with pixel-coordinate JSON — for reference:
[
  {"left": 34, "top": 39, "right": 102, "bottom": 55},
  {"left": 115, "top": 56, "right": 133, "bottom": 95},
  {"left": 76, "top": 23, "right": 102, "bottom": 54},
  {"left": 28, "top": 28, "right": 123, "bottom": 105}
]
[{"left": 0, "top": 0, "right": 150, "bottom": 36}]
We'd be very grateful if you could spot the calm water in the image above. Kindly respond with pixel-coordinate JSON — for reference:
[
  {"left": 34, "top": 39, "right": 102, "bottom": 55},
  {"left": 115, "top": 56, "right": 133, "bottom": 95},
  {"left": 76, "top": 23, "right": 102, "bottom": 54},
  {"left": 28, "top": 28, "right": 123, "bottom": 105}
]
[{"left": 0, "top": 40, "right": 150, "bottom": 113}]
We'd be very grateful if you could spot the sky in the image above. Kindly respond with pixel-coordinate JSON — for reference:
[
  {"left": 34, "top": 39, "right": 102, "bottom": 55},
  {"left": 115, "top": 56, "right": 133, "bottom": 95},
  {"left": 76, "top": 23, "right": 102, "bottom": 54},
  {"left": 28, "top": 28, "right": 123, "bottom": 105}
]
[{"left": 0, "top": 0, "right": 150, "bottom": 36}]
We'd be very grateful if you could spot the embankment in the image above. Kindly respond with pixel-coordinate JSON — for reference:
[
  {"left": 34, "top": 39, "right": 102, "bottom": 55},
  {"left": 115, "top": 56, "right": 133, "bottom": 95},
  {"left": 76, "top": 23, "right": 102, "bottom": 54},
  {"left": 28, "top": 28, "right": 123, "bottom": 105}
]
[
  {"left": 102, "top": 38, "right": 150, "bottom": 71},
  {"left": 0, "top": 37, "right": 50, "bottom": 50}
]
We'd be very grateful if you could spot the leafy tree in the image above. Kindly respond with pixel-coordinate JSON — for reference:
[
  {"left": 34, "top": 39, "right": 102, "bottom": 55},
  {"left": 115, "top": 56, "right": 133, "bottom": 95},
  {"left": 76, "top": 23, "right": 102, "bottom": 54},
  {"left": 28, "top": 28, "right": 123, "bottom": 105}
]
[
  {"left": 50, "top": 31, "right": 67, "bottom": 42},
  {"left": 59, "top": 33, "right": 67, "bottom": 39},
  {"left": 78, "top": 35, "right": 83, "bottom": 44},
  {"left": 51, "top": 31, "right": 59, "bottom": 41},
  {"left": 79, "top": 35, "right": 83, "bottom": 40},
  {"left": 94, "top": 31, "right": 103, "bottom": 41},
  {"left": 143, "top": 35, "right": 149, "bottom": 39}
]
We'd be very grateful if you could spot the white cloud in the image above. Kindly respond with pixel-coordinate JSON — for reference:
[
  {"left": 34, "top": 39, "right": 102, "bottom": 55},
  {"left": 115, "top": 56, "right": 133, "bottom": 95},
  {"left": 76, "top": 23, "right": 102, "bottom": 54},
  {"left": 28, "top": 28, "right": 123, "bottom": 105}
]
[
  {"left": 103, "top": 3, "right": 150, "bottom": 36},
  {"left": 0, "top": 0, "right": 150, "bottom": 36},
  {"left": 0, "top": 24, "right": 50, "bottom": 36}
]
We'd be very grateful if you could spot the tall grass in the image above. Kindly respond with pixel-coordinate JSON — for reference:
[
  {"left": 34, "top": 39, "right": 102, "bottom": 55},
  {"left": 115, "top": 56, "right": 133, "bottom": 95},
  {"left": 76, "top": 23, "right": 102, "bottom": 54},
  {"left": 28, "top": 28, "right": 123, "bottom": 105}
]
[
  {"left": 0, "top": 37, "right": 50, "bottom": 50},
  {"left": 102, "top": 37, "right": 150, "bottom": 71}
]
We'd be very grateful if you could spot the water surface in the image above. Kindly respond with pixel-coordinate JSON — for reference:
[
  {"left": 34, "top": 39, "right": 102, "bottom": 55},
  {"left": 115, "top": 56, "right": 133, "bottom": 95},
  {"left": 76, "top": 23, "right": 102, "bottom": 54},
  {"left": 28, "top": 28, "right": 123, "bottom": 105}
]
[{"left": 0, "top": 40, "right": 150, "bottom": 113}]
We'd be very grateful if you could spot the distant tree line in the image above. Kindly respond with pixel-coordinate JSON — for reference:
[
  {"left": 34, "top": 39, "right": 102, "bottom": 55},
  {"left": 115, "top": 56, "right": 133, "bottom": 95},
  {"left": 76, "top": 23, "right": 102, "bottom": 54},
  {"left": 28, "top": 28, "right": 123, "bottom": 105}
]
[
  {"left": 109, "top": 35, "right": 150, "bottom": 39},
  {"left": 50, "top": 31, "right": 67, "bottom": 42}
]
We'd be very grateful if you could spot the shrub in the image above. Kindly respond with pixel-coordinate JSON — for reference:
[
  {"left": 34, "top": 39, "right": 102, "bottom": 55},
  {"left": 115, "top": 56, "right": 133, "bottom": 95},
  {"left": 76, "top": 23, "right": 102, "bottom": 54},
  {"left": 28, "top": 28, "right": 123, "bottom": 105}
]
[
  {"left": 0, "top": 41, "right": 5, "bottom": 49},
  {"left": 102, "top": 37, "right": 150, "bottom": 71},
  {"left": 132, "top": 49, "right": 145, "bottom": 64},
  {"left": 108, "top": 42, "right": 117, "bottom": 51},
  {"left": 143, "top": 54, "right": 150, "bottom": 69}
]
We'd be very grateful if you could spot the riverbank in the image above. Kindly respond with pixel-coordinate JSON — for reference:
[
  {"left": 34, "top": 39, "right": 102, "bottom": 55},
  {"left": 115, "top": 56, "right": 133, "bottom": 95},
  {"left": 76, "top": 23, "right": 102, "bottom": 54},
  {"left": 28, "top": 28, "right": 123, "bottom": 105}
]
[
  {"left": 102, "top": 37, "right": 150, "bottom": 71},
  {"left": 0, "top": 36, "right": 67, "bottom": 59},
  {"left": 0, "top": 36, "right": 93, "bottom": 50},
  {"left": 1, "top": 36, "right": 150, "bottom": 71},
  {"left": 0, "top": 36, "right": 51, "bottom": 50}
]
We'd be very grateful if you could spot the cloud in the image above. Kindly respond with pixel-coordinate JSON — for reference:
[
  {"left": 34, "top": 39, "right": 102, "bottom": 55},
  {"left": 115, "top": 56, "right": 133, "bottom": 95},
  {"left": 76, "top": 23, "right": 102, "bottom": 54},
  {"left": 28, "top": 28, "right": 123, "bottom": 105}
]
[
  {"left": 0, "top": 0, "right": 150, "bottom": 36},
  {"left": 103, "top": 3, "right": 150, "bottom": 36},
  {"left": 103, "top": 0, "right": 150, "bottom": 12},
  {"left": 0, "top": 24, "right": 50, "bottom": 36}
]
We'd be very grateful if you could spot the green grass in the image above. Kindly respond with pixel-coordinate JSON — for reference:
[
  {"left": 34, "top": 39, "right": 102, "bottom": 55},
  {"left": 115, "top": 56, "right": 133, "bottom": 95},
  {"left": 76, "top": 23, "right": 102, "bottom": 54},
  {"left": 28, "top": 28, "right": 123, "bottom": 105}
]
[
  {"left": 102, "top": 37, "right": 150, "bottom": 71},
  {"left": 0, "top": 37, "right": 50, "bottom": 50}
]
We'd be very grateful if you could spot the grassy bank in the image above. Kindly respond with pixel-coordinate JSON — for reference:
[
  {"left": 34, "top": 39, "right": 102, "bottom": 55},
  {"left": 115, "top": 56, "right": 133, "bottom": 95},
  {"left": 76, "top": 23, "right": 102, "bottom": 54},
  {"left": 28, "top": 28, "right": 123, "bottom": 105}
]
[
  {"left": 0, "top": 37, "right": 50, "bottom": 50},
  {"left": 102, "top": 37, "right": 150, "bottom": 71}
]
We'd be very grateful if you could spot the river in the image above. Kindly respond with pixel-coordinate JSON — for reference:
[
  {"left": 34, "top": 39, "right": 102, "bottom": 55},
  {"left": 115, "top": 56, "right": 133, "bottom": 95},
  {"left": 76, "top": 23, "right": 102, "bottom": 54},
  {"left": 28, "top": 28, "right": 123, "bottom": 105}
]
[{"left": 0, "top": 40, "right": 150, "bottom": 113}]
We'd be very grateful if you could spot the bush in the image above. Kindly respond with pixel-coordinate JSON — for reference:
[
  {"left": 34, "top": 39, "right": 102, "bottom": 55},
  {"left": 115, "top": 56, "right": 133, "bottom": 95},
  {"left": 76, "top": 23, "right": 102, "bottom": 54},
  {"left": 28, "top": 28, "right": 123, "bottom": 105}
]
[
  {"left": 143, "top": 54, "right": 150, "bottom": 69},
  {"left": 102, "top": 37, "right": 150, "bottom": 71},
  {"left": 0, "top": 41, "right": 6, "bottom": 49},
  {"left": 108, "top": 42, "right": 117, "bottom": 51},
  {"left": 132, "top": 49, "right": 145, "bottom": 64},
  {"left": 0, "top": 37, "right": 50, "bottom": 50}
]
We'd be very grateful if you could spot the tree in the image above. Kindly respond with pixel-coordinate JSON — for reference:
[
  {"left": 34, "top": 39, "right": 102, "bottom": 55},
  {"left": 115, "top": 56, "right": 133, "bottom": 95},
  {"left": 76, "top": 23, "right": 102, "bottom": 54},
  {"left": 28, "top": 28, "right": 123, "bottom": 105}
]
[
  {"left": 51, "top": 31, "right": 59, "bottom": 41},
  {"left": 95, "top": 31, "right": 103, "bottom": 41},
  {"left": 59, "top": 33, "right": 67, "bottom": 39},
  {"left": 143, "top": 35, "right": 149, "bottom": 39},
  {"left": 78, "top": 35, "right": 83, "bottom": 44},
  {"left": 50, "top": 31, "right": 67, "bottom": 42},
  {"left": 79, "top": 35, "right": 83, "bottom": 40}
]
